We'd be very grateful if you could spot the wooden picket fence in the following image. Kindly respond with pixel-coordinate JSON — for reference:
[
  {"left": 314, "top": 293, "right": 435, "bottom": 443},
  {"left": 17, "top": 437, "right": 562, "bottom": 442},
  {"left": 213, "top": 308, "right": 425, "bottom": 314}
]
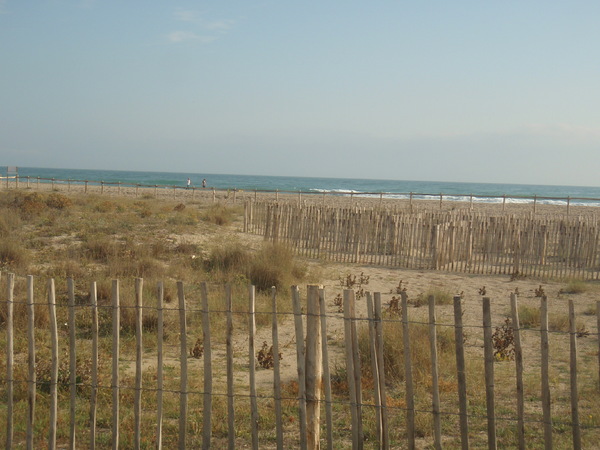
[
  {"left": 245, "top": 201, "right": 600, "bottom": 280},
  {"left": 2, "top": 273, "right": 600, "bottom": 448}
]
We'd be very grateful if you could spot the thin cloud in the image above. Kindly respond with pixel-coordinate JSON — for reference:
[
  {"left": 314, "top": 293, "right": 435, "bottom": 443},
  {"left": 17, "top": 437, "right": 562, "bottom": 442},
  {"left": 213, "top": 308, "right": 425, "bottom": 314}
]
[
  {"left": 167, "top": 31, "right": 216, "bottom": 44},
  {"left": 205, "top": 19, "right": 235, "bottom": 32},
  {"left": 174, "top": 8, "right": 197, "bottom": 22}
]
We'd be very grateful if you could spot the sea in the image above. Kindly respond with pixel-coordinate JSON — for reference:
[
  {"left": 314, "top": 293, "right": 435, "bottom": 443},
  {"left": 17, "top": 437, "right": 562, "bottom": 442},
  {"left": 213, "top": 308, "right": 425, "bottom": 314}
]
[{"left": 9, "top": 166, "right": 600, "bottom": 207}]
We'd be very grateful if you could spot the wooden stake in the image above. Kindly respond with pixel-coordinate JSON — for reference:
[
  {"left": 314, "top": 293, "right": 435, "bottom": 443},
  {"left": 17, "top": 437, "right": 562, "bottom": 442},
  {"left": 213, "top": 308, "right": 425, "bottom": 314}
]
[
  {"left": 428, "top": 295, "right": 442, "bottom": 450},
  {"left": 249, "top": 285, "right": 259, "bottom": 450},
  {"left": 482, "top": 297, "right": 497, "bottom": 449},
  {"left": 156, "top": 282, "right": 164, "bottom": 450},
  {"left": 27, "top": 276, "right": 36, "bottom": 450},
  {"left": 292, "top": 286, "right": 308, "bottom": 449},
  {"left": 111, "top": 280, "right": 120, "bottom": 450},
  {"left": 201, "top": 282, "right": 213, "bottom": 449},
  {"left": 540, "top": 296, "right": 552, "bottom": 450},
  {"left": 510, "top": 293, "right": 525, "bottom": 449},
  {"left": 398, "top": 291, "right": 415, "bottom": 448},
  {"left": 90, "top": 282, "right": 98, "bottom": 449},
  {"left": 453, "top": 295, "right": 469, "bottom": 450},
  {"left": 48, "top": 279, "right": 59, "bottom": 450},
  {"left": 569, "top": 300, "right": 581, "bottom": 448},
  {"left": 6, "top": 273, "right": 14, "bottom": 449},
  {"left": 134, "top": 278, "right": 143, "bottom": 449},
  {"left": 178, "top": 281, "right": 188, "bottom": 449},
  {"left": 67, "top": 278, "right": 77, "bottom": 450}
]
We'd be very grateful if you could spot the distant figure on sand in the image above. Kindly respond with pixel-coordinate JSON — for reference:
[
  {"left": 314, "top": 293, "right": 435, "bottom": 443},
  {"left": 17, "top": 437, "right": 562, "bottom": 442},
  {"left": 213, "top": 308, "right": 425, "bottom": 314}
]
[
  {"left": 202, "top": 179, "right": 207, "bottom": 188},
  {"left": 186, "top": 178, "right": 191, "bottom": 189}
]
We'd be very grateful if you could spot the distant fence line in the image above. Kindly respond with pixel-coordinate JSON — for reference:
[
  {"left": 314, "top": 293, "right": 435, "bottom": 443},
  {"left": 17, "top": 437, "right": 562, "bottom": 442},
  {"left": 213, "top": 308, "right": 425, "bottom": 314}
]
[
  {"left": 246, "top": 201, "right": 600, "bottom": 280},
  {"left": 3, "top": 175, "right": 600, "bottom": 213},
  {"left": 1, "top": 274, "right": 599, "bottom": 448}
]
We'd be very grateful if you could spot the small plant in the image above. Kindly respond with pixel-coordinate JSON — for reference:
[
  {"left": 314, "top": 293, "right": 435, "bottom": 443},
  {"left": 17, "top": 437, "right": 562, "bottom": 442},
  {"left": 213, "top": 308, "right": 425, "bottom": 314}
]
[
  {"left": 173, "top": 203, "right": 186, "bottom": 212},
  {"left": 478, "top": 286, "right": 486, "bottom": 296},
  {"left": 492, "top": 317, "right": 515, "bottom": 361},
  {"left": 333, "top": 293, "right": 343, "bottom": 313},
  {"left": 535, "top": 285, "right": 545, "bottom": 297},
  {"left": 339, "top": 272, "right": 370, "bottom": 300},
  {"left": 257, "top": 341, "right": 282, "bottom": 369},
  {"left": 387, "top": 296, "right": 401, "bottom": 316},
  {"left": 510, "top": 271, "right": 526, "bottom": 281},
  {"left": 190, "top": 338, "right": 204, "bottom": 358},
  {"left": 561, "top": 280, "right": 587, "bottom": 295}
]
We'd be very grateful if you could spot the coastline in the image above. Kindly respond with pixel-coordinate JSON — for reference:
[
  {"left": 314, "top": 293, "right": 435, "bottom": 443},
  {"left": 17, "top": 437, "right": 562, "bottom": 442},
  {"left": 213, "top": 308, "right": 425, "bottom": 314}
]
[{"left": 5, "top": 177, "right": 598, "bottom": 217}]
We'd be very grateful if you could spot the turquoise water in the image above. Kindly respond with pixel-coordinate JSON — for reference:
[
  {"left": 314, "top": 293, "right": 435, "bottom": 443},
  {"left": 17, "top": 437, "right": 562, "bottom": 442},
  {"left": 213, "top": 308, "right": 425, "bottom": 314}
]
[{"left": 10, "top": 166, "right": 600, "bottom": 207}]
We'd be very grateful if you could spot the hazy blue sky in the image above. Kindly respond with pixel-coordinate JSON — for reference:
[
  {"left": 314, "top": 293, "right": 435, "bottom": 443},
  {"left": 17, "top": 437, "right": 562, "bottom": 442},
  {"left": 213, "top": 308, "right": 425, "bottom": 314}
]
[{"left": 1, "top": 1, "right": 599, "bottom": 186}]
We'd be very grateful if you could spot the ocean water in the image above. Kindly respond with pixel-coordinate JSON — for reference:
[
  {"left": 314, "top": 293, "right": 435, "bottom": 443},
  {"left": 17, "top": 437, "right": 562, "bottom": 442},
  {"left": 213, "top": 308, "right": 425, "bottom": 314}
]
[{"left": 9, "top": 166, "right": 600, "bottom": 207}]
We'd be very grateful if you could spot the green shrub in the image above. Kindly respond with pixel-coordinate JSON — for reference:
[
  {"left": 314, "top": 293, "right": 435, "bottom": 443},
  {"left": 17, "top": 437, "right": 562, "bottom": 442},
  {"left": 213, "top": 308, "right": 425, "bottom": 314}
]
[
  {"left": 204, "top": 243, "right": 251, "bottom": 272},
  {"left": 247, "top": 243, "right": 306, "bottom": 291},
  {"left": 562, "top": 279, "right": 587, "bottom": 294}
]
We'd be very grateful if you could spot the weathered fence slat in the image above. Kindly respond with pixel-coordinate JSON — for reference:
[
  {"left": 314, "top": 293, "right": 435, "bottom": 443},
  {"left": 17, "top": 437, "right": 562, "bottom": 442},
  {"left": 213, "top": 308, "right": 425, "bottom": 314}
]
[
  {"left": 271, "top": 287, "right": 284, "bottom": 449},
  {"left": 374, "top": 292, "right": 390, "bottom": 449},
  {"left": 319, "top": 287, "right": 334, "bottom": 450},
  {"left": 453, "top": 295, "right": 470, "bottom": 450},
  {"left": 134, "top": 278, "right": 143, "bottom": 449},
  {"left": 540, "top": 296, "right": 552, "bottom": 450},
  {"left": 67, "top": 278, "right": 77, "bottom": 450},
  {"left": 156, "top": 282, "right": 164, "bottom": 450},
  {"left": 177, "top": 281, "right": 188, "bottom": 450},
  {"left": 510, "top": 293, "right": 526, "bottom": 449},
  {"left": 306, "top": 285, "right": 323, "bottom": 448},
  {"left": 6, "top": 273, "right": 14, "bottom": 450},
  {"left": 48, "top": 279, "right": 58, "bottom": 450},
  {"left": 343, "top": 290, "right": 361, "bottom": 449},
  {"left": 90, "top": 282, "right": 98, "bottom": 449},
  {"left": 482, "top": 297, "right": 497, "bottom": 450},
  {"left": 569, "top": 299, "right": 581, "bottom": 448},
  {"left": 249, "top": 285, "right": 259, "bottom": 450},
  {"left": 292, "top": 286, "right": 308, "bottom": 449},
  {"left": 201, "top": 282, "right": 213, "bottom": 449},
  {"left": 226, "top": 285, "right": 235, "bottom": 450},
  {"left": 111, "top": 280, "right": 120, "bottom": 449},
  {"left": 429, "top": 295, "right": 442, "bottom": 450},
  {"left": 27, "top": 275, "right": 36, "bottom": 450},
  {"left": 401, "top": 291, "right": 416, "bottom": 449},
  {"left": 366, "top": 293, "right": 383, "bottom": 446}
]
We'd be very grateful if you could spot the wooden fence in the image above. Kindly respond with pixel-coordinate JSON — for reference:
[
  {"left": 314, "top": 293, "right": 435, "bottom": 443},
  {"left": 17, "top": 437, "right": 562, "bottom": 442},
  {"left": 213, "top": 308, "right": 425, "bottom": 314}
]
[
  {"left": 1, "top": 273, "right": 599, "bottom": 448},
  {"left": 245, "top": 201, "right": 600, "bottom": 280}
]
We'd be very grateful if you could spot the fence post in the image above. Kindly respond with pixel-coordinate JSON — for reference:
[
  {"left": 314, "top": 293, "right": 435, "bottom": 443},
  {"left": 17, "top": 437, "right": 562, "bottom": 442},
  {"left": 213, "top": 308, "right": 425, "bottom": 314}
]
[
  {"left": 510, "top": 293, "right": 526, "bottom": 449},
  {"left": 482, "top": 297, "right": 497, "bottom": 449},
  {"left": 428, "top": 295, "right": 442, "bottom": 450},
  {"left": 90, "top": 282, "right": 98, "bottom": 449},
  {"left": 306, "top": 285, "right": 323, "bottom": 449},
  {"left": 319, "top": 288, "right": 334, "bottom": 450},
  {"left": 177, "top": 281, "right": 188, "bottom": 449},
  {"left": 540, "top": 296, "right": 552, "bottom": 450},
  {"left": 249, "top": 285, "right": 259, "bottom": 450},
  {"left": 48, "top": 279, "right": 59, "bottom": 450},
  {"left": 68, "top": 278, "right": 77, "bottom": 450},
  {"left": 453, "top": 295, "right": 469, "bottom": 450},
  {"left": 272, "top": 287, "right": 285, "bottom": 449},
  {"left": 569, "top": 300, "right": 581, "bottom": 448},
  {"left": 343, "top": 289, "right": 363, "bottom": 449},
  {"left": 292, "top": 286, "right": 308, "bottom": 449},
  {"left": 27, "top": 275, "right": 36, "bottom": 450},
  {"left": 111, "top": 280, "right": 120, "bottom": 450},
  {"left": 201, "top": 282, "right": 213, "bottom": 449},
  {"left": 401, "top": 291, "right": 416, "bottom": 449},
  {"left": 226, "top": 285, "right": 236, "bottom": 450},
  {"left": 157, "top": 282, "right": 164, "bottom": 450},
  {"left": 134, "top": 278, "right": 143, "bottom": 449},
  {"left": 366, "top": 293, "right": 382, "bottom": 446},
  {"left": 5, "top": 273, "right": 14, "bottom": 450}
]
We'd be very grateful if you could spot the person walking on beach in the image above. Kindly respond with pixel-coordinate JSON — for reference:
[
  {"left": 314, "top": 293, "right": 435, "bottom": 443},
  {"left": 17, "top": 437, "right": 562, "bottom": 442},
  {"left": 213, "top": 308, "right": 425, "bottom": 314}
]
[
  {"left": 202, "top": 179, "right": 207, "bottom": 188},
  {"left": 187, "top": 178, "right": 191, "bottom": 189}
]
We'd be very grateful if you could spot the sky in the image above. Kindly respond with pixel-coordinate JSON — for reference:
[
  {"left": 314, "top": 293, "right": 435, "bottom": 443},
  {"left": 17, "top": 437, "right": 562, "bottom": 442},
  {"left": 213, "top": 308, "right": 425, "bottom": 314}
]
[{"left": 1, "top": 1, "right": 600, "bottom": 186}]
